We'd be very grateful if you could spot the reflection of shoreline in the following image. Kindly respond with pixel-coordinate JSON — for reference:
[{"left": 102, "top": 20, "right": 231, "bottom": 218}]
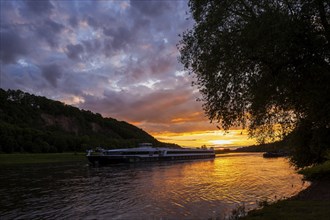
[{"left": 100, "top": 157, "right": 216, "bottom": 169}]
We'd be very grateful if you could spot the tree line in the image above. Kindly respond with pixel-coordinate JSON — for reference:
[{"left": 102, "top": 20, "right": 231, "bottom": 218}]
[{"left": 0, "top": 89, "right": 177, "bottom": 153}]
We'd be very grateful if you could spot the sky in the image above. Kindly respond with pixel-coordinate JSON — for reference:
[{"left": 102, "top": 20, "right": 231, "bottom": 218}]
[{"left": 0, "top": 0, "right": 257, "bottom": 148}]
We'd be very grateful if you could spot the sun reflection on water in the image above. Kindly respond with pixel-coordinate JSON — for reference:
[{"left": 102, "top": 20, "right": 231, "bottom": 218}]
[
  {"left": 131, "top": 153, "right": 310, "bottom": 219},
  {"left": 0, "top": 153, "right": 310, "bottom": 220}
]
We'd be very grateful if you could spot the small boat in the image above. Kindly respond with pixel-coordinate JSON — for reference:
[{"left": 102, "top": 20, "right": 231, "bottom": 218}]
[
  {"left": 263, "top": 151, "right": 287, "bottom": 158},
  {"left": 86, "top": 143, "right": 215, "bottom": 166}
]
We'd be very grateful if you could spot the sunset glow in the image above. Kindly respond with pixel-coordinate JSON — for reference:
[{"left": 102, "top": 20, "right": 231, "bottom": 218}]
[{"left": 153, "top": 129, "right": 257, "bottom": 148}]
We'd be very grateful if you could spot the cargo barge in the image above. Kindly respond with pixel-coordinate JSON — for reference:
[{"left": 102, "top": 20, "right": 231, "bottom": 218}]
[{"left": 86, "top": 143, "right": 215, "bottom": 165}]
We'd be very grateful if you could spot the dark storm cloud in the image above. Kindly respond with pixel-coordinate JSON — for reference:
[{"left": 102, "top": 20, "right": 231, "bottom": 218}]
[
  {"left": 103, "top": 26, "right": 134, "bottom": 50},
  {"left": 68, "top": 16, "right": 79, "bottom": 28},
  {"left": 24, "top": 0, "right": 54, "bottom": 15},
  {"left": 44, "top": 19, "right": 64, "bottom": 33},
  {"left": 1, "top": 0, "right": 202, "bottom": 135},
  {"left": 0, "top": 30, "right": 28, "bottom": 64},
  {"left": 41, "top": 64, "right": 63, "bottom": 88},
  {"left": 130, "top": 0, "right": 171, "bottom": 17},
  {"left": 86, "top": 16, "right": 100, "bottom": 29},
  {"left": 66, "top": 44, "right": 84, "bottom": 60},
  {"left": 133, "top": 17, "right": 150, "bottom": 30},
  {"left": 35, "top": 19, "right": 65, "bottom": 48},
  {"left": 82, "top": 39, "right": 102, "bottom": 53}
]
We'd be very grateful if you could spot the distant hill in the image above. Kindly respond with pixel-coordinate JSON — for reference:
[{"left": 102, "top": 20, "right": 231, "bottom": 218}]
[{"left": 0, "top": 89, "right": 179, "bottom": 153}]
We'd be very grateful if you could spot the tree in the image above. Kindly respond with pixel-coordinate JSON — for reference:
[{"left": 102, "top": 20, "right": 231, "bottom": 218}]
[{"left": 179, "top": 0, "right": 330, "bottom": 167}]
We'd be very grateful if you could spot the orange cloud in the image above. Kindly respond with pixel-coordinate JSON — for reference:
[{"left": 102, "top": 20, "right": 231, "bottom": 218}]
[{"left": 171, "top": 112, "right": 204, "bottom": 123}]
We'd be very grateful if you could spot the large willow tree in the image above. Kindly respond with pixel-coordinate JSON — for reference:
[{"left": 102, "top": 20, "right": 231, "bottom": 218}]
[{"left": 179, "top": 0, "right": 330, "bottom": 167}]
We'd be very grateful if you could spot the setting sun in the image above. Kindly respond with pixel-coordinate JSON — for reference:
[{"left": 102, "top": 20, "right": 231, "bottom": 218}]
[
  {"left": 209, "top": 139, "right": 233, "bottom": 146},
  {"left": 153, "top": 129, "right": 257, "bottom": 148}
]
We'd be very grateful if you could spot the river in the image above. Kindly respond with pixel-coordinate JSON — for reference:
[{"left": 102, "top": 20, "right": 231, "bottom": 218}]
[{"left": 0, "top": 153, "right": 309, "bottom": 219}]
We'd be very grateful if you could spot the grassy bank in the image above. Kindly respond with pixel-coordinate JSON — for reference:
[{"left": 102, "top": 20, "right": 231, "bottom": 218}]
[
  {"left": 241, "top": 160, "right": 330, "bottom": 220},
  {"left": 241, "top": 200, "right": 330, "bottom": 220},
  {"left": 0, "top": 153, "right": 86, "bottom": 165},
  {"left": 298, "top": 160, "right": 330, "bottom": 180}
]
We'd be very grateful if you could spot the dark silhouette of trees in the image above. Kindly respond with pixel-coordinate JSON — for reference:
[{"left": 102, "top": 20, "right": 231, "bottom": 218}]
[
  {"left": 0, "top": 89, "right": 175, "bottom": 153},
  {"left": 179, "top": 0, "right": 330, "bottom": 167}
]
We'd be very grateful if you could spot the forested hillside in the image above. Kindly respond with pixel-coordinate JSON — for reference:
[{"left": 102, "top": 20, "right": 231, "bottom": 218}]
[{"left": 0, "top": 89, "right": 177, "bottom": 153}]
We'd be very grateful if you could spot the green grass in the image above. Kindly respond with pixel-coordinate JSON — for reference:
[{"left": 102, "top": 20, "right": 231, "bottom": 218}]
[
  {"left": 298, "top": 160, "right": 330, "bottom": 180},
  {"left": 242, "top": 200, "right": 330, "bottom": 220},
  {"left": 0, "top": 153, "right": 86, "bottom": 165}
]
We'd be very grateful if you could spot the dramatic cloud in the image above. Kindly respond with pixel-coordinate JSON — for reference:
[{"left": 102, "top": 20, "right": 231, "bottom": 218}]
[
  {"left": 0, "top": 30, "right": 28, "bottom": 64},
  {"left": 1, "top": 0, "right": 254, "bottom": 147},
  {"left": 35, "top": 19, "right": 65, "bottom": 48},
  {"left": 24, "top": 0, "right": 54, "bottom": 15},
  {"left": 130, "top": 0, "right": 171, "bottom": 17},
  {"left": 66, "top": 43, "right": 84, "bottom": 60},
  {"left": 41, "top": 63, "right": 63, "bottom": 88}
]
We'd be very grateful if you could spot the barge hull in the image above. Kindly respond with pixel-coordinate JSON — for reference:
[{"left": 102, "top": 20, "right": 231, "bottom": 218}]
[{"left": 87, "top": 154, "right": 215, "bottom": 166}]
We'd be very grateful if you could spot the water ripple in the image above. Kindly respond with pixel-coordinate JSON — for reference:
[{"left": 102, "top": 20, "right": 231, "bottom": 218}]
[{"left": 0, "top": 153, "right": 309, "bottom": 219}]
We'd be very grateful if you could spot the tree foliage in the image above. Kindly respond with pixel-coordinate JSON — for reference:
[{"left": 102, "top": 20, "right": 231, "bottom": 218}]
[{"left": 179, "top": 0, "right": 330, "bottom": 166}]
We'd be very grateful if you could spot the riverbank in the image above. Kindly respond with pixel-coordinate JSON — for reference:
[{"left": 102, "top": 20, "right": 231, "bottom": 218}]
[
  {"left": 242, "top": 161, "right": 330, "bottom": 219},
  {"left": 0, "top": 153, "right": 86, "bottom": 165}
]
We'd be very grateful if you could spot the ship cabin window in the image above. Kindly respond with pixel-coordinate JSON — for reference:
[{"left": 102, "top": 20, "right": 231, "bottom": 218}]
[
  {"left": 167, "top": 151, "right": 208, "bottom": 154},
  {"left": 122, "top": 151, "right": 151, "bottom": 155}
]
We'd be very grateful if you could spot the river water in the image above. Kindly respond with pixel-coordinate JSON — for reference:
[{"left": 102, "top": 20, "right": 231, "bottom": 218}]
[{"left": 0, "top": 153, "right": 309, "bottom": 219}]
